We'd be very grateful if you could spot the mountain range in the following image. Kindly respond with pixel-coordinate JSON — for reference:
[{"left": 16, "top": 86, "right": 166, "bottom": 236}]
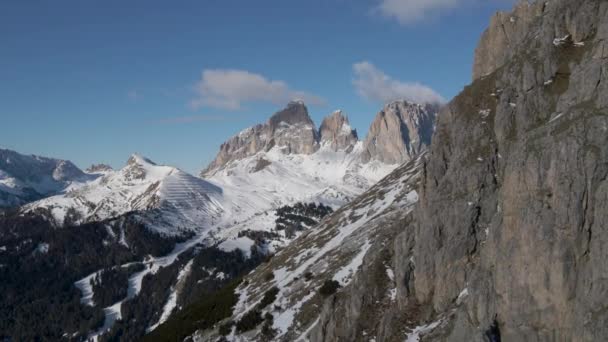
[
  {"left": 2, "top": 0, "right": 607, "bottom": 341},
  {"left": 0, "top": 98, "right": 437, "bottom": 340}
]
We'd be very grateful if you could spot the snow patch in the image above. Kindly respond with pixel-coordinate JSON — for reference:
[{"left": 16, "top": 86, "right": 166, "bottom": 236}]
[
  {"left": 405, "top": 319, "right": 443, "bottom": 342},
  {"left": 333, "top": 240, "right": 371, "bottom": 286}
]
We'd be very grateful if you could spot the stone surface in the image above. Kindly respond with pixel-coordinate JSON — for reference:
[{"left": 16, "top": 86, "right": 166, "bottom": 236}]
[
  {"left": 85, "top": 163, "right": 113, "bottom": 173},
  {"left": 361, "top": 100, "right": 437, "bottom": 165},
  {"left": 412, "top": 0, "right": 608, "bottom": 340},
  {"left": 319, "top": 110, "right": 358, "bottom": 151}
]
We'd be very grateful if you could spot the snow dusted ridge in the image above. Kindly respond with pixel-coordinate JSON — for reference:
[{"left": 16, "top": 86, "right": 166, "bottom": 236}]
[
  {"left": 0, "top": 148, "right": 94, "bottom": 207},
  {"left": 23, "top": 154, "right": 224, "bottom": 235},
  {"left": 195, "top": 154, "right": 425, "bottom": 341}
]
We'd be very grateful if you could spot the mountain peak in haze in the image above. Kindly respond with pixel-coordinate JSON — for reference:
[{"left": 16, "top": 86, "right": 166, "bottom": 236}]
[{"left": 0, "top": 148, "right": 90, "bottom": 207}]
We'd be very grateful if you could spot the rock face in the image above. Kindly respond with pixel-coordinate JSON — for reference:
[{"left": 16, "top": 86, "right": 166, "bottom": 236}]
[
  {"left": 202, "top": 101, "right": 320, "bottom": 176},
  {"left": 472, "top": 2, "right": 543, "bottom": 80},
  {"left": 86, "top": 163, "right": 113, "bottom": 174},
  {"left": 319, "top": 110, "right": 358, "bottom": 151},
  {"left": 411, "top": 0, "right": 608, "bottom": 340},
  {"left": 361, "top": 100, "right": 437, "bottom": 165}
]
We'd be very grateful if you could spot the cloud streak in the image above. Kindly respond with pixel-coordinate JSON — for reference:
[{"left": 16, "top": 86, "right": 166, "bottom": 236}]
[
  {"left": 376, "top": 0, "right": 461, "bottom": 24},
  {"left": 353, "top": 61, "right": 444, "bottom": 105},
  {"left": 190, "top": 69, "right": 325, "bottom": 110}
]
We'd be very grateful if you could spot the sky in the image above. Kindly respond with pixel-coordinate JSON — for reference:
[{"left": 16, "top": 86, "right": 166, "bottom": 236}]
[{"left": 0, "top": 0, "right": 516, "bottom": 174}]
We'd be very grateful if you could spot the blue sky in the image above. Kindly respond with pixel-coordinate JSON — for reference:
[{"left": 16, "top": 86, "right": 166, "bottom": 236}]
[{"left": 0, "top": 0, "right": 515, "bottom": 174}]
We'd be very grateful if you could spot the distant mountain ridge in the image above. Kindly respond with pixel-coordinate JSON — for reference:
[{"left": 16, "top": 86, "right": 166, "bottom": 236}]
[
  {"left": 202, "top": 99, "right": 437, "bottom": 178},
  {"left": 0, "top": 148, "right": 94, "bottom": 207},
  {"left": 0, "top": 99, "right": 439, "bottom": 340},
  {"left": 23, "top": 154, "right": 223, "bottom": 236}
]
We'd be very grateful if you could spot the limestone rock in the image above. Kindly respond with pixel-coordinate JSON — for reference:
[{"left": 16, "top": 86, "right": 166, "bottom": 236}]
[
  {"left": 319, "top": 110, "right": 358, "bottom": 151},
  {"left": 412, "top": 0, "right": 608, "bottom": 340},
  {"left": 361, "top": 100, "right": 437, "bottom": 165}
]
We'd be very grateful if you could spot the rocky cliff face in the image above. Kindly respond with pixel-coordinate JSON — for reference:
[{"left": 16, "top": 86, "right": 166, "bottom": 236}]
[
  {"left": 411, "top": 0, "right": 608, "bottom": 340},
  {"left": 317, "top": 0, "right": 608, "bottom": 341},
  {"left": 362, "top": 100, "right": 437, "bottom": 165},
  {"left": 319, "top": 110, "right": 358, "bottom": 152}
]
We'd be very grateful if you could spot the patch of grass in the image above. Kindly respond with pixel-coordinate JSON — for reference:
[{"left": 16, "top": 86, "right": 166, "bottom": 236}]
[{"left": 142, "top": 278, "right": 241, "bottom": 342}]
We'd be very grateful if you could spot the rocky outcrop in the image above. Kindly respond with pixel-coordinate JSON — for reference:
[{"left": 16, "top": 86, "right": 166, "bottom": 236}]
[
  {"left": 409, "top": 0, "right": 608, "bottom": 340},
  {"left": 86, "top": 163, "right": 113, "bottom": 174},
  {"left": 361, "top": 100, "right": 437, "bottom": 165},
  {"left": 319, "top": 110, "right": 358, "bottom": 151},
  {"left": 201, "top": 101, "right": 320, "bottom": 176},
  {"left": 472, "top": 1, "right": 543, "bottom": 80}
]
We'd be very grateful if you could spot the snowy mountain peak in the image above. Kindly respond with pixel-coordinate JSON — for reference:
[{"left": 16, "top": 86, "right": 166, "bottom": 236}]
[
  {"left": 0, "top": 148, "right": 91, "bottom": 207},
  {"left": 127, "top": 154, "right": 157, "bottom": 167},
  {"left": 202, "top": 102, "right": 320, "bottom": 176},
  {"left": 203, "top": 101, "right": 439, "bottom": 177},
  {"left": 24, "top": 154, "right": 223, "bottom": 235}
]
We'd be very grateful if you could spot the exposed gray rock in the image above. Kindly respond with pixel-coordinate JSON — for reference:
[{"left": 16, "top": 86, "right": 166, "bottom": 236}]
[
  {"left": 86, "top": 163, "right": 113, "bottom": 174},
  {"left": 361, "top": 100, "right": 437, "bottom": 165},
  {"left": 472, "top": 1, "right": 544, "bottom": 80},
  {"left": 412, "top": 0, "right": 608, "bottom": 340},
  {"left": 319, "top": 110, "right": 358, "bottom": 151}
]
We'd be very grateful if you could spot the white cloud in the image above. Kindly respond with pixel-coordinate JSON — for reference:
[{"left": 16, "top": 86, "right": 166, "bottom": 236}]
[
  {"left": 376, "top": 0, "right": 517, "bottom": 24},
  {"left": 376, "top": 0, "right": 461, "bottom": 24},
  {"left": 190, "top": 69, "right": 324, "bottom": 110},
  {"left": 353, "top": 61, "right": 444, "bottom": 104}
]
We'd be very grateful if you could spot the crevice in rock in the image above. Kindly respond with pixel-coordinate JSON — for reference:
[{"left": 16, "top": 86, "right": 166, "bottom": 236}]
[{"left": 484, "top": 318, "right": 501, "bottom": 342}]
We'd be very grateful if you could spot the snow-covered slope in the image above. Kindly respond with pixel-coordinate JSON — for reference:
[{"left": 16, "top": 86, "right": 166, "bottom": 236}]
[
  {"left": 193, "top": 153, "right": 425, "bottom": 341},
  {"left": 199, "top": 103, "right": 420, "bottom": 253},
  {"left": 0, "top": 148, "right": 94, "bottom": 207},
  {"left": 204, "top": 142, "right": 396, "bottom": 251},
  {"left": 24, "top": 154, "right": 224, "bottom": 235}
]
